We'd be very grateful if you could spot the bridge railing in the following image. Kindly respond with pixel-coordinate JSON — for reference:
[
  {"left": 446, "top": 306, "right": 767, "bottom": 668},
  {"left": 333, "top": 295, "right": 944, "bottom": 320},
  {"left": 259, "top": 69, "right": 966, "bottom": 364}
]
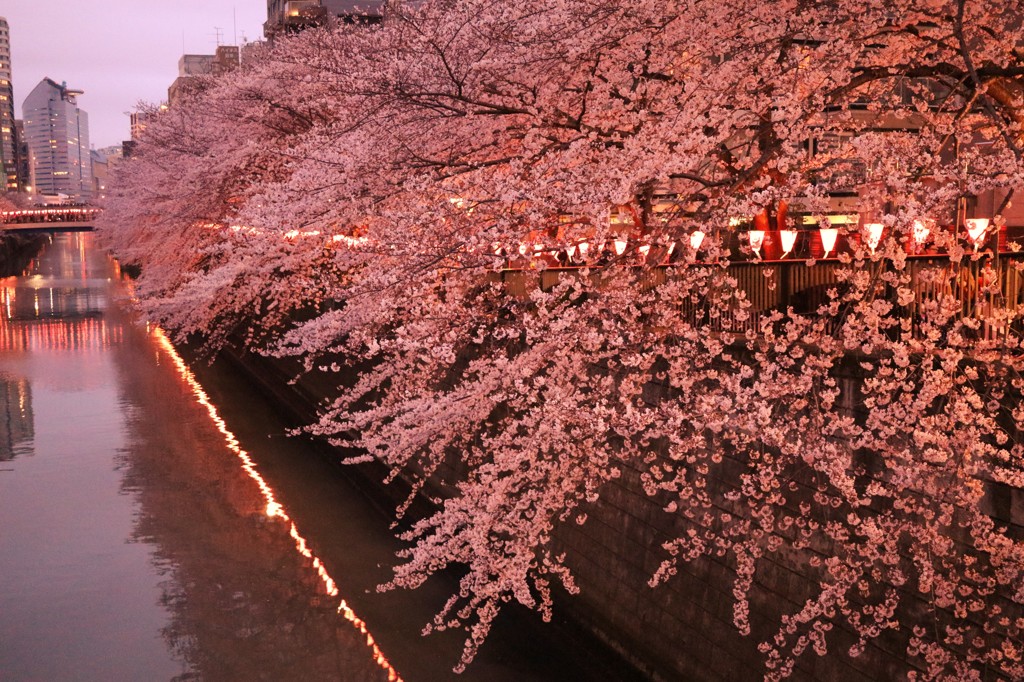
[{"left": 1, "top": 207, "right": 102, "bottom": 226}]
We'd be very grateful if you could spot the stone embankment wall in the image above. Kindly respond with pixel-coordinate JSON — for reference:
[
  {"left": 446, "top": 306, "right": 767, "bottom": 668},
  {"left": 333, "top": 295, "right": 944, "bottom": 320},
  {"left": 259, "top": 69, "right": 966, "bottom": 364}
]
[
  {"left": 219, "top": 345, "right": 1024, "bottom": 682},
  {"left": 550, "top": 372, "right": 1024, "bottom": 682}
]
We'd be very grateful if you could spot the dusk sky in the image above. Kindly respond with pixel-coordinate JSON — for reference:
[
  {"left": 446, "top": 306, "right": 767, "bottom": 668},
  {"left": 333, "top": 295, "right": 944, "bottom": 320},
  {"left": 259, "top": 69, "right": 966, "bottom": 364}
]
[{"left": 3, "top": 1, "right": 267, "bottom": 148}]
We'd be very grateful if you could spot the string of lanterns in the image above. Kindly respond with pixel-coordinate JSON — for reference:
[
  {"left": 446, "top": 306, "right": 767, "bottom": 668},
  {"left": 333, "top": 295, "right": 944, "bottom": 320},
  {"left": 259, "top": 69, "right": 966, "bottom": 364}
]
[{"left": 497, "top": 217, "right": 995, "bottom": 270}]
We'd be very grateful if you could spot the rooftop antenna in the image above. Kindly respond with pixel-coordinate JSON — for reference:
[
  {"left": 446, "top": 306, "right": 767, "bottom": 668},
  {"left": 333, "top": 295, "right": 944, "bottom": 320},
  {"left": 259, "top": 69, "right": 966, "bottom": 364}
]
[{"left": 213, "top": 26, "right": 224, "bottom": 47}]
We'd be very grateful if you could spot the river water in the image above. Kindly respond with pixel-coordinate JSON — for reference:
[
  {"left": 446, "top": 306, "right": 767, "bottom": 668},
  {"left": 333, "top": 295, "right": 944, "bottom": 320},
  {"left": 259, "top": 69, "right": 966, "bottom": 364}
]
[{"left": 0, "top": 233, "right": 637, "bottom": 682}]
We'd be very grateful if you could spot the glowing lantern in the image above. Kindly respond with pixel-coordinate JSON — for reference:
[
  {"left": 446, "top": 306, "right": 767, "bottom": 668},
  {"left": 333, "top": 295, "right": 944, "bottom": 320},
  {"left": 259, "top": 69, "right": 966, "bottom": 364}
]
[
  {"left": 566, "top": 244, "right": 578, "bottom": 261},
  {"left": 819, "top": 228, "right": 839, "bottom": 258},
  {"left": 613, "top": 238, "right": 628, "bottom": 256},
  {"left": 864, "top": 223, "right": 884, "bottom": 255},
  {"left": 779, "top": 229, "right": 798, "bottom": 257},
  {"left": 965, "top": 218, "right": 990, "bottom": 251},
  {"left": 577, "top": 242, "right": 590, "bottom": 261},
  {"left": 748, "top": 230, "right": 765, "bottom": 258},
  {"left": 690, "top": 230, "right": 706, "bottom": 251},
  {"left": 912, "top": 219, "right": 931, "bottom": 249},
  {"left": 638, "top": 244, "right": 651, "bottom": 259}
]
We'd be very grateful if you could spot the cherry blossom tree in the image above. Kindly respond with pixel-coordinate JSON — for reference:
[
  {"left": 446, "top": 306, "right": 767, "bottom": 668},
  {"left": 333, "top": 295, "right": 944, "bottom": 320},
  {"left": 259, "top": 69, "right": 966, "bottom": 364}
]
[{"left": 101, "top": 1, "right": 1024, "bottom": 678}]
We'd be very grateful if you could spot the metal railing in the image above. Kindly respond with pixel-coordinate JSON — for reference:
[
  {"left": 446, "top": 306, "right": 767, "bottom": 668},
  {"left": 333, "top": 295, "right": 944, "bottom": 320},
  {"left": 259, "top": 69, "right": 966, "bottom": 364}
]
[
  {"left": 0, "top": 207, "right": 101, "bottom": 231},
  {"left": 496, "top": 253, "right": 1024, "bottom": 342}
]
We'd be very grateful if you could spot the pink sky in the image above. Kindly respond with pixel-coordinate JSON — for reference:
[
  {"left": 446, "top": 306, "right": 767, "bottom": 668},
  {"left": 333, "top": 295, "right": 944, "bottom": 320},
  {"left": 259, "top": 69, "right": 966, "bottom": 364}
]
[{"left": 3, "top": 1, "right": 267, "bottom": 148}]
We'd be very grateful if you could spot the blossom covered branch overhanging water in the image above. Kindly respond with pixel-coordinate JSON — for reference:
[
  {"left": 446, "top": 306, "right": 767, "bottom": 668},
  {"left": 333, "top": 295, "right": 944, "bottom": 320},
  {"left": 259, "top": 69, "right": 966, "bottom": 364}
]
[{"left": 100, "top": 1, "right": 1024, "bottom": 679}]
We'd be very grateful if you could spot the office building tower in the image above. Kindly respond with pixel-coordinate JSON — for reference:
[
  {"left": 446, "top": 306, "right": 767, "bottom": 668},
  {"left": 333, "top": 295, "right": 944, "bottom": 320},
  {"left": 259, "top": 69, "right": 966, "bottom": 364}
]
[
  {"left": 265, "top": 0, "right": 383, "bottom": 38},
  {"left": 0, "top": 17, "right": 19, "bottom": 191},
  {"left": 129, "top": 111, "right": 151, "bottom": 141},
  {"left": 168, "top": 46, "right": 239, "bottom": 107},
  {"left": 22, "top": 78, "right": 92, "bottom": 201},
  {"left": 14, "top": 120, "right": 29, "bottom": 190},
  {"left": 129, "top": 106, "right": 167, "bottom": 140},
  {"left": 213, "top": 45, "right": 240, "bottom": 74}
]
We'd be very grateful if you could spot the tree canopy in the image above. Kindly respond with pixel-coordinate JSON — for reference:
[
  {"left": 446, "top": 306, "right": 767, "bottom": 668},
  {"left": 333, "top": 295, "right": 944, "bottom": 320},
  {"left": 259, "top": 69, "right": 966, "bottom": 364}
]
[{"left": 101, "top": 1, "right": 1024, "bottom": 678}]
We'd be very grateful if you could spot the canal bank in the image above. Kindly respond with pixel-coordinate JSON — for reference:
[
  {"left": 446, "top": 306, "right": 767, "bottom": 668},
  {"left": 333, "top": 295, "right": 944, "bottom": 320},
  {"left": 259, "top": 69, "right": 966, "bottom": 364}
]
[
  {"left": 214, "top": 286, "right": 1024, "bottom": 682},
  {"left": 216, "top": 334, "right": 746, "bottom": 682}
]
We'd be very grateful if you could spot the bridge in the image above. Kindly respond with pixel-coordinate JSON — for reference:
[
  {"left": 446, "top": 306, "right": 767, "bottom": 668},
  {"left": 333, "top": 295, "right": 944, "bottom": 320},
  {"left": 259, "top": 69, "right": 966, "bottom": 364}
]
[{"left": 1, "top": 207, "right": 101, "bottom": 232}]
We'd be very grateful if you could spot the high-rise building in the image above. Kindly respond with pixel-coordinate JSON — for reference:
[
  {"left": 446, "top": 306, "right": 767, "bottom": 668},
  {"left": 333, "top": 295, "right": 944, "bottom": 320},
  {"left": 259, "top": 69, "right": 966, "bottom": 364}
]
[
  {"left": 14, "top": 120, "right": 30, "bottom": 191},
  {"left": 264, "top": 0, "right": 383, "bottom": 38},
  {"left": 129, "top": 111, "right": 151, "bottom": 141},
  {"left": 22, "top": 78, "right": 92, "bottom": 201},
  {"left": 129, "top": 105, "right": 167, "bottom": 140},
  {"left": 0, "top": 17, "right": 20, "bottom": 192},
  {"left": 212, "top": 45, "right": 240, "bottom": 75},
  {"left": 321, "top": 0, "right": 385, "bottom": 20},
  {"left": 168, "top": 46, "right": 239, "bottom": 107},
  {"left": 90, "top": 149, "right": 110, "bottom": 201},
  {"left": 265, "top": 0, "right": 326, "bottom": 36},
  {"left": 178, "top": 54, "right": 216, "bottom": 77}
]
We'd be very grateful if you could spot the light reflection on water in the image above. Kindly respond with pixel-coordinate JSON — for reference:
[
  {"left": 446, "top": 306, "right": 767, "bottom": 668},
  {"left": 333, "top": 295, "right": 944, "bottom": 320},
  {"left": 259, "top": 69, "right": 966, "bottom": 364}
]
[
  {"left": 0, "top": 233, "right": 397, "bottom": 681},
  {"left": 150, "top": 327, "right": 401, "bottom": 681},
  {"left": 0, "top": 376, "right": 32, "bottom": 462}
]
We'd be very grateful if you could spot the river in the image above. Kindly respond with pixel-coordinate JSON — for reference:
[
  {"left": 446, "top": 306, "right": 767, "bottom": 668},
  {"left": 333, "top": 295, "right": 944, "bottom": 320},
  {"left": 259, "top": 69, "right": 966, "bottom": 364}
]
[{"left": 0, "top": 233, "right": 640, "bottom": 682}]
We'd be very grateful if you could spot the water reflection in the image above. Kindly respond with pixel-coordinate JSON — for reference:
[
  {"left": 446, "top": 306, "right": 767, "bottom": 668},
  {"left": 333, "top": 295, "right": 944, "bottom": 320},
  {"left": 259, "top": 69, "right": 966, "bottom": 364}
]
[
  {"left": 0, "top": 233, "right": 398, "bottom": 681},
  {"left": 0, "top": 233, "right": 180, "bottom": 681},
  {"left": 1, "top": 283, "right": 107, "bottom": 319},
  {"left": 0, "top": 232, "right": 120, "bottom": 353},
  {"left": 0, "top": 376, "right": 32, "bottom": 461},
  {"left": 113, "top": 328, "right": 398, "bottom": 681},
  {"left": 0, "top": 317, "right": 124, "bottom": 353}
]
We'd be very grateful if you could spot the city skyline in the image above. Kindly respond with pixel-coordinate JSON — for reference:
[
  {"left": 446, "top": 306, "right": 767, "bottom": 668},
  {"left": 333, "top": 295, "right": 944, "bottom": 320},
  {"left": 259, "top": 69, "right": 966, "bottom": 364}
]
[{"left": 1, "top": 1, "right": 266, "bottom": 149}]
